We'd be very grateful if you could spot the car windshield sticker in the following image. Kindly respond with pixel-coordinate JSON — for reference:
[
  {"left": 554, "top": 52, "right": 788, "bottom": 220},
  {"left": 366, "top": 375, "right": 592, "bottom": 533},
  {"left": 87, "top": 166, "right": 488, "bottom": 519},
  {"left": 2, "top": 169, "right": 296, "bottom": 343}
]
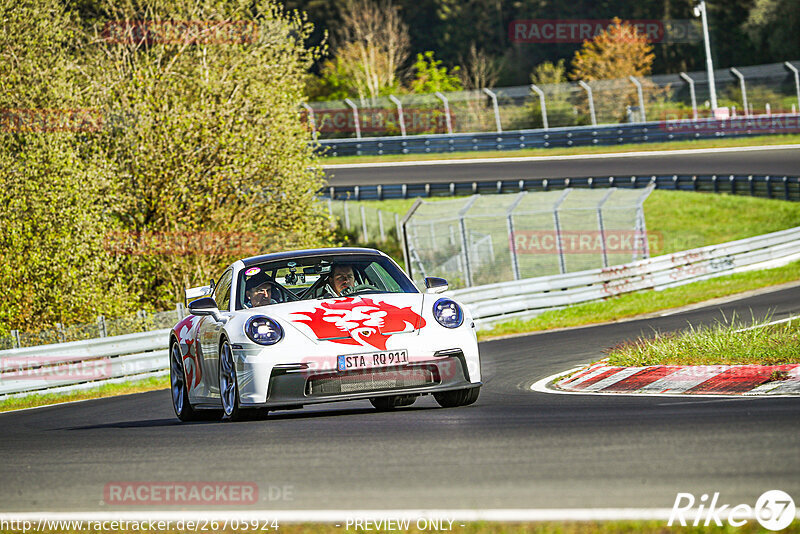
[
  {"left": 244, "top": 267, "right": 261, "bottom": 277},
  {"left": 292, "top": 297, "right": 425, "bottom": 350}
]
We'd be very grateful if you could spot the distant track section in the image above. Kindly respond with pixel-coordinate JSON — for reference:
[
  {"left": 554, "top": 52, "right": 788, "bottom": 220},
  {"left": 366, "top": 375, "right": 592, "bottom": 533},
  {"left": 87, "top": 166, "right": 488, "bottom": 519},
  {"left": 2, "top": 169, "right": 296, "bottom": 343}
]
[{"left": 323, "top": 145, "right": 800, "bottom": 186}]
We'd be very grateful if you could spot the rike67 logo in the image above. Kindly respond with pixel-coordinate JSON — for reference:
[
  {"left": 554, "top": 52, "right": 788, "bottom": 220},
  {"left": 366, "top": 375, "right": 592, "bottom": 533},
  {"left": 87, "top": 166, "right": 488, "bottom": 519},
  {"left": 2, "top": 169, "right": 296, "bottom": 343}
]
[{"left": 668, "top": 490, "right": 796, "bottom": 530}]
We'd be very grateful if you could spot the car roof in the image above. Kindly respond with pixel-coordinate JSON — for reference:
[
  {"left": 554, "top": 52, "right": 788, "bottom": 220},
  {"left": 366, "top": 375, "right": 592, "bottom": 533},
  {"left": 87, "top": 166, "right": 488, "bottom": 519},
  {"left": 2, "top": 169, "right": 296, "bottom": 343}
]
[{"left": 240, "top": 247, "right": 386, "bottom": 267}]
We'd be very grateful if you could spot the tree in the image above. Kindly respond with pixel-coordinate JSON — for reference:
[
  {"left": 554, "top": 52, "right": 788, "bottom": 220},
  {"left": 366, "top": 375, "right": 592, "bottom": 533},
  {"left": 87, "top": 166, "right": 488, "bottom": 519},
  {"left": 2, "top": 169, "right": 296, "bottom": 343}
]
[
  {"left": 0, "top": 0, "right": 332, "bottom": 333},
  {"left": 459, "top": 43, "right": 502, "bottom": 91},
  {"left": 324, "top": 0, "right": 410, "bottom": 102},
  {"left": 409, "top": 51, "right": 462, "bottom": 93},
  {"left": 570, "top": 18, "right": 661, "bottom": 123},
  {"left": 746, "top": 0, "right": 800, "bottom": 62},
  {"left": 0, "top": 0, "right": 129, "bottom": 332}
]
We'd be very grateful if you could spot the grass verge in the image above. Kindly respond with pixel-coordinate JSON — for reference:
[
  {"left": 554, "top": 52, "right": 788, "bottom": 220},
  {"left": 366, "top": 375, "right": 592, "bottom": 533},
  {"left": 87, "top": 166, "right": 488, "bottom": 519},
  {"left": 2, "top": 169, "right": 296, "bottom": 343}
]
[
  {"left": 478, "top": 260, "right": 800, "bottom": 342},
  {"left": 0, "top": 375, "right": 168, "bottom": 413},
  {"left": 321, "top": 133, "right": 800, "bottom": 165},
  {"left": 607, "top": 314, "right": 800, "bottom": 366}
]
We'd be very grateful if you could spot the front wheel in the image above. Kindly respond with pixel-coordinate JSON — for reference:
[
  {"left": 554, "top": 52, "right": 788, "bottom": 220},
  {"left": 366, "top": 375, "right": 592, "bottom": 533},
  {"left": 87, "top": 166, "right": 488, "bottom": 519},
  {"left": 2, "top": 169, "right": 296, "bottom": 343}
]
[
  {"left": 218, "top": 340, "right": 242, "bottom": 421},
  {"left": 433, "top": 386, "right": 480, "bottom": 408},
  {"left": 170, "top": 341, "right": 199, "bottom": 422}
]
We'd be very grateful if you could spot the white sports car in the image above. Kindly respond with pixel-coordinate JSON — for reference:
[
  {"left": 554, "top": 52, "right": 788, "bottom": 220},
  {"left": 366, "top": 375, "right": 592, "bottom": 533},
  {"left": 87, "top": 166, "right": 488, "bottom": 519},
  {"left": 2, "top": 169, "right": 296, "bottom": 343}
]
[{"left": 169, "top": 247, "right": 482, "bottom": 421}]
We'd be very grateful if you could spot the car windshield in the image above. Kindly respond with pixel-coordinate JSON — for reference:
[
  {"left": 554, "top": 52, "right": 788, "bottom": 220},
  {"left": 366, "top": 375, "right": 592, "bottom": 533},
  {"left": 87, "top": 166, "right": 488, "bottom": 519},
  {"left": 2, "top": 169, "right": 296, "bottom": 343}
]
[{"left": 235, "top": 254, "right": 417, "bottom": 310}]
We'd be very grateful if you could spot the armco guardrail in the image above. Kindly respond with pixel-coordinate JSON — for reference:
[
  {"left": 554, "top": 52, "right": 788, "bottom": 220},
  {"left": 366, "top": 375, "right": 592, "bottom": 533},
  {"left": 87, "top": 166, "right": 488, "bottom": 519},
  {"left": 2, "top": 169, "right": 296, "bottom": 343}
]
[
  {"left": 2, "top": 227, "right": 799, "bottom": 396},
  {"left": 448, "top": 226, "right": 800, "bottom": 329},
  {"left": 323, "top": 174, "right": 800, "bottom": 202},
  {"left": 317, "top": 114, "right": 800, "bottom": 157},
  {"left": 0, "top": 329, "right": 170, "bottom": 397}
]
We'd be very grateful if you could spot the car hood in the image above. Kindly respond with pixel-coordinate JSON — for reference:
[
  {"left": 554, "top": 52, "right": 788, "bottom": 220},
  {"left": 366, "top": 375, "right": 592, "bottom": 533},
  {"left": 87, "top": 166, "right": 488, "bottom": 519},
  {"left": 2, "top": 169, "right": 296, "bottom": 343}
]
[{"left": 255, "top": 293, "right": 427, "bottom": 346}]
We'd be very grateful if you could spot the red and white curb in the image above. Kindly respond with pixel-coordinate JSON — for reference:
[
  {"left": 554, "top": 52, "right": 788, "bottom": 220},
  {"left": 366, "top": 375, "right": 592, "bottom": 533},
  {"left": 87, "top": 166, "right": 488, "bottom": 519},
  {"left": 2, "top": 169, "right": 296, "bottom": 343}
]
[{"left": 533, "top": 360, "right": 800, "bottom": 397}]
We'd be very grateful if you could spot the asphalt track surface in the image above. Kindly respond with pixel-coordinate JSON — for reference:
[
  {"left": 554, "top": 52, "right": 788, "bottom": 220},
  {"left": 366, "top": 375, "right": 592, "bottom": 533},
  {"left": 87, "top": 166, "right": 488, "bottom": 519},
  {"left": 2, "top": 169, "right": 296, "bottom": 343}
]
[
  {"left": 2, "top": 286, "right": 799, "bottom": 513},
  {"left": 323, "top": 145, "right": 800, "bottom": 186}
]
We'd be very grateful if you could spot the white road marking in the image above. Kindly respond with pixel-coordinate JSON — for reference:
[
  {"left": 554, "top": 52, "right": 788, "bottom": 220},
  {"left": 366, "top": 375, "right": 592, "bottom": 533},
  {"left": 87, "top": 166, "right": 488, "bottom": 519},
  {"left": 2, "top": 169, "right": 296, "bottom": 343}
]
[
  {"left": 734, "top": 314, "right": 800, "bottom": 332},
  {"left": 8, "top": 508, "right": 796, "bottom": 522},
  {"left": 323, "top": 143, "right": 800, "bottom": 169}
]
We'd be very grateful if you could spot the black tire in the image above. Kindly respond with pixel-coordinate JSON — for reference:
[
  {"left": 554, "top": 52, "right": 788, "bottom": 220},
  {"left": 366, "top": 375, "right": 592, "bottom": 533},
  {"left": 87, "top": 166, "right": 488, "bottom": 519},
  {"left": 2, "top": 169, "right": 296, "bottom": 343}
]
[
  {"left": 218, "top": 339, "right": 242, "bottom": 421},
  {"left": 370, "top": 394, "right": 417, "bottom": 411},
  {"left": 170, "top": 341, "right": 201, "bottom": 422},
  {"left": 433, "top": 386, "right": 480, "bottom": 408}
]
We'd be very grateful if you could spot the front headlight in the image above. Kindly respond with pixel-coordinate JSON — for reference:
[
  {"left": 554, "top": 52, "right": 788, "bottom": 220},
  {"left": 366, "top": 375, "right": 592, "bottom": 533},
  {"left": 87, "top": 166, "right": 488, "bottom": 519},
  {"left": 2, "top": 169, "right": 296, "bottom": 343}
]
[
  {"left": 245, "top": 316, "right": 284, "bottom": 345},
  {"left": 433, "top": 298, "right": 464, "bottom": 328}
]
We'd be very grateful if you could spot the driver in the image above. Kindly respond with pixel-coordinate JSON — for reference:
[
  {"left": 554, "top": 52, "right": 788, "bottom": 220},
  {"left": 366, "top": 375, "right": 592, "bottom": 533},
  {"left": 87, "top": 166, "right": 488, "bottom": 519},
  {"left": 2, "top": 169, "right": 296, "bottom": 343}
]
[{"left": 330, "top": 264, "right": 356, "bottom": 296}]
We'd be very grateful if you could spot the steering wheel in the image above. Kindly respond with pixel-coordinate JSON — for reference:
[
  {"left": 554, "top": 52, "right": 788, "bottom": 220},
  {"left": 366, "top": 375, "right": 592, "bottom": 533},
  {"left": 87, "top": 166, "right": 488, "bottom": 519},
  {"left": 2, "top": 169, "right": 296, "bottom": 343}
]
[{"left": 345, "top": 283, "right": 380, "bottom": 295}]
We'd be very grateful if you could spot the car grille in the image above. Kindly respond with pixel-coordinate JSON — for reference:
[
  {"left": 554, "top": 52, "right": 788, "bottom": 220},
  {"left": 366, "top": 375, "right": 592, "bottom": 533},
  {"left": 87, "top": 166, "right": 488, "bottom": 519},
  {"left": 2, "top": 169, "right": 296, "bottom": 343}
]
[{"left": 306, "top": 367, "right": 437, "bottom": 396}]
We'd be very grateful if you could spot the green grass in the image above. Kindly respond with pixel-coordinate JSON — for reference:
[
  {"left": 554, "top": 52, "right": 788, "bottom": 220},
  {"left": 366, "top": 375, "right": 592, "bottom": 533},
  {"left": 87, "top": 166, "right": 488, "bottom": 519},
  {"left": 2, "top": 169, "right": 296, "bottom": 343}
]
[
  {"left": 606, "top": 314, "right": 800, "bottom": 366},
  {"left": 0, "top": 375, "right": 168, "bottom": 413},
  {"left": 321, "top": 133, "right": 800, "bottom": 164},
  {"left": 478, "top": 260, "right": 800, "bottom": 341}
]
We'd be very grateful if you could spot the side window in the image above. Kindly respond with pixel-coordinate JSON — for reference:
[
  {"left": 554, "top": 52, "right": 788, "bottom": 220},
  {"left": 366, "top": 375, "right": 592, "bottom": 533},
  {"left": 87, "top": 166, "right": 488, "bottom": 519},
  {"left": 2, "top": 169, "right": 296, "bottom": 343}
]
[
  {"left": 214, "top": 269, "right": 233, "bottom": 312},
  {"left": 365, "top": 263, "right": 402, "bottom": 292}
]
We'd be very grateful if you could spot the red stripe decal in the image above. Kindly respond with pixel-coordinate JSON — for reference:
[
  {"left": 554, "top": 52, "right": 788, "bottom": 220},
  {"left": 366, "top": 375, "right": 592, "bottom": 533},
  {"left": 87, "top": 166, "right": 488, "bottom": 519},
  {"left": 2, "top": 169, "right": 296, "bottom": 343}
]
[
  {"left": 601, "top": 366, "right": 676, "bottom": 392},
  {"left": 570, "top": 368, "right": 625, "bottom": 390},
  {"left": 686, "top": 365, "right": 794, "bottom": 394}
]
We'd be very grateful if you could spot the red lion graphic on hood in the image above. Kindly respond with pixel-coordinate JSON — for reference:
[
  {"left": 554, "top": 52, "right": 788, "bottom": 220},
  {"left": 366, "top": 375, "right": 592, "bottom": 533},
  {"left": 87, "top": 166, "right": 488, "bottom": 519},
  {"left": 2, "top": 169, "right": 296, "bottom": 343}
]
[{"left": 292, "top": 297, "right": 425, "bottom": 350}]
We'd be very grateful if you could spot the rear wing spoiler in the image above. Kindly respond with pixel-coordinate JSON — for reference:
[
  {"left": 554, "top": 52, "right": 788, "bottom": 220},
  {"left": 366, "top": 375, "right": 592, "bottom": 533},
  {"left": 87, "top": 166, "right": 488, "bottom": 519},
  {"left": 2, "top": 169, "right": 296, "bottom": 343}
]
[{"left": 185, "top": 285, "right": 213, "bottom": 306}]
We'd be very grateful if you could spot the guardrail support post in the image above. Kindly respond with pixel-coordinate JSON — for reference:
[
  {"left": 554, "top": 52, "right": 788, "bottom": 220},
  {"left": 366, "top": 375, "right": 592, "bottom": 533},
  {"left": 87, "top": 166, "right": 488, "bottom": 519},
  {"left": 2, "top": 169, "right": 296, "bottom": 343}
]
[
  {"left": 301, "top": 103, "right": 317, "bottom": 140},
  {"left": 388, "top": 95, "right": 407, "bottom": 137},
  {"left": 458, "top": 196, "right": 479, "bottom": 287},
  {"left": 97, "top": 315, "right": 107, "bottom": 338},
  {"left": 434, "top": 91, "right": 453, "bottom": 135},
  {"left": 400, "top": 199, "right": 424, "bottom": 279},
  {"left": 530, "top": 84, "right": 548, "bottom": 130},
  {"left": 360, "top": 205, "right": 368, "bottom": 241},
  {"left": 482, "top": 88, "right": 502, "bottom": 133},
  {"left": 629, "top": 76, "right": 646, "bottom": 123},
  {"left": 506, "top": 192, "right": 526, "bottom": 280},
  {"left": 578, "top": 81, "right": 597, "bottom": 126},
  {"left": 344, "top": 201, "right": 351, "bottom": 229},
  {"left": 344, "top": 98, "right": 361, "bottom": 139},
  {"left": 596, "top": 189, "right": 615, "bottom": 268},
  {"left": 378, "top": 210, "right": 386, "bottom": 242},
  {"left": 679, "top": 72, "right": 698, "bottom": 120},
  {"left": 785, "top": 62, "right": 800, "bottom": 112},
  {"left": 11, "top": 329, "right": 20, "bottom": 349},
  {"left": 176, "top": 302, "right": 186, "bottom": 321},
  {"left": 552, "top": 189, "right": 571, "bottom": 274},
  {"left": 730, "top": 68, "right": 749, "bottom": 117}
]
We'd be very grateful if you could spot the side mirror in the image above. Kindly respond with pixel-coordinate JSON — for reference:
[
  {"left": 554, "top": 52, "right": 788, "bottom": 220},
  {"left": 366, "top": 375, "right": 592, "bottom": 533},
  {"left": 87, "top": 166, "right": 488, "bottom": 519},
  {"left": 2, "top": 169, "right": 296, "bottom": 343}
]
[
  {"left": 424, "top": 277, "right": 449, "bottom": 294},
  {"left": 188, "top": 297, "right": 225, "bottom": 322}
]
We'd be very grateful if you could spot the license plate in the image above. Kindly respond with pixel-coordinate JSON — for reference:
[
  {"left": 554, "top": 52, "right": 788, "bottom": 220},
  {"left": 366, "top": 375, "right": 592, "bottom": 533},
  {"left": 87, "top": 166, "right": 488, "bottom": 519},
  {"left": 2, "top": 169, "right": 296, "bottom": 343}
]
[{"left": 337, "top": 350, "right": 408, "bottom": 371}]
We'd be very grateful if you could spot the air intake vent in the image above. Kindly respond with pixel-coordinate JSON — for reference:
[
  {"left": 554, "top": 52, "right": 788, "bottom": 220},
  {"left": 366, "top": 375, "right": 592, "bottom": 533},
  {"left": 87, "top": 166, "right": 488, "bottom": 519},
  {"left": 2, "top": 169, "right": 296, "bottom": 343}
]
[{"left": 307, "top": 367, "right": 437, "bottom": 396}]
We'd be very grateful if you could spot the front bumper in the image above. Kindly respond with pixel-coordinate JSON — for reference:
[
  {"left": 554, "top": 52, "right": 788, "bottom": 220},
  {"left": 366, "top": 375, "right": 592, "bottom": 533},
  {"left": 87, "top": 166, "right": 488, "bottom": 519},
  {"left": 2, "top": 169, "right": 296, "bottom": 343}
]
[{"left": 240, "top": 353, "right": 477, "bottom": 409}]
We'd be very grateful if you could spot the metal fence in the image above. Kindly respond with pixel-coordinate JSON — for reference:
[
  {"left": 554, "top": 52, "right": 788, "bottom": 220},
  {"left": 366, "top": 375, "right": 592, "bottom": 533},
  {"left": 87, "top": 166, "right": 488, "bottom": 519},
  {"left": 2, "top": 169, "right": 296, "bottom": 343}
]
[
  {"left": 1, "top": 306, "right": 186, "bottom": 351},
  {"left": 325, "top": 199, "right": 402, "bottom": 243},
  {"left": 401, "top": 186, "right": 653, "bottom": 289},
  {"left": 449, "top": 226, "right": 800, "bottom": 329},
  {"left": 307, "top": 61, "right": 800, "bottom": 142}
]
